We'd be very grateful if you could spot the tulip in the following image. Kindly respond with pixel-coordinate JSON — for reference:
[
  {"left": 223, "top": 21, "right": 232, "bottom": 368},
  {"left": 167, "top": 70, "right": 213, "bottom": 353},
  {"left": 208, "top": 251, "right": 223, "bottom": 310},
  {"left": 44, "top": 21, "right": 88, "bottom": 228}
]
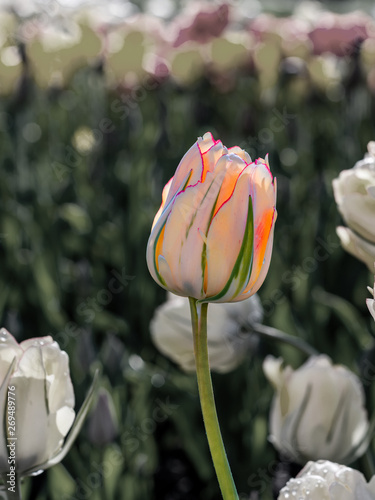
[
  {"left": 146, "top": 132, "right": 277, "bottom": 303},
  {"left": 263, "top": 355, "right": 369, "bottom": 464},
  {"left": 0, "top": 328, "right": 97, "bottom": 488},
  {"left": 333, "top": 141, "right": 375, "bottom": 271},
  {"left": 278, "top": 460, "right": 375, "bottom": 500},
  {"left": 151, "top": 292, "right": 262, "bottom": 373}
]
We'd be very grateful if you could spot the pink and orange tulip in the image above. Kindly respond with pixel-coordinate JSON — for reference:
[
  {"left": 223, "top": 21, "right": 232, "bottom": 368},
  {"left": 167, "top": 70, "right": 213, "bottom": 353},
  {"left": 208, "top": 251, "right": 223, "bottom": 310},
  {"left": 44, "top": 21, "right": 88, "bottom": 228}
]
[{"left": 146, "top": 132, "right": 276, "bottom": 303}]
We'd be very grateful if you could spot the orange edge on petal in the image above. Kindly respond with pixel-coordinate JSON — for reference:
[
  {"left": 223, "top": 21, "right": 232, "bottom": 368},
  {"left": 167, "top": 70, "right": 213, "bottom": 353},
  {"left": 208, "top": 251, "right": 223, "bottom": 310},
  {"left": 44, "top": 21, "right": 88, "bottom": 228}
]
[{"left": 244, "top": 208, "right": 275, "bottom": 293}]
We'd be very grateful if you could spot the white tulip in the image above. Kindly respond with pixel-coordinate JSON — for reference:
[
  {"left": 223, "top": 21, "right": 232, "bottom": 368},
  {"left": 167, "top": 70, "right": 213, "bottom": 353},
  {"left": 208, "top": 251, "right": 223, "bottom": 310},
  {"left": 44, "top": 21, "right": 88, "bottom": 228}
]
[
  {"left": 278, "top": 460, "right": 375, "bottom": 500},
  {"left": 0, "top": 328, "right": 96, "bottom": 478},
  {"left": 263, "top": 355, "right": 369, "bottom": 464},
  {"left": 150, "top": 293, "right": 262, "bottom": 373},
  {"left": 333, "top": 142, "right": 375, "bottom": 271}
]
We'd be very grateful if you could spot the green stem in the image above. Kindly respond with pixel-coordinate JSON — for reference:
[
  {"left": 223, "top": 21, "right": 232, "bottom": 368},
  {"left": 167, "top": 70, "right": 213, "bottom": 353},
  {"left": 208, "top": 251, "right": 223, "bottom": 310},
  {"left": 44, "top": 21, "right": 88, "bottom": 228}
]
[
  {"left": 2, "top": 473, "right": 22, "bottom": 500},
  {"left": 189, "top": 298, "right": 239, "bottom": 500},
  {"left": 362, "top": 449, "right": 375, "bottom": 480},
  {"left": 253, "top": 324, "right": 319, "bottom": 357}
]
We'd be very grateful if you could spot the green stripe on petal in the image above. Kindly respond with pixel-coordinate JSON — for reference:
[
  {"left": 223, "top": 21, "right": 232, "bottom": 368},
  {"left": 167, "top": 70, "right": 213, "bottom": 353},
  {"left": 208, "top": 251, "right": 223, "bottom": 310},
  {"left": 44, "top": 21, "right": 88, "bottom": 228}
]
[
  {"left": 200, "top": 196, "right": 254, "bottom": 303},
  {"left": 153, "top": 218, "right": 168, "bottom": 287}
]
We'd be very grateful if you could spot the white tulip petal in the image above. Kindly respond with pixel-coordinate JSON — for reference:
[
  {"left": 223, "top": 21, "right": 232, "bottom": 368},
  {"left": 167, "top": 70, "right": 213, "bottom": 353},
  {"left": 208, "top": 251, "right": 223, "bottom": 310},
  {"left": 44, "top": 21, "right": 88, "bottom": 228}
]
[
  {"left": 263, "top": 356, "right": 284, "bottom": 389},
  {"left": 12, "top": 376, "right": 52, "bottom": 472},
  {"left": 56, "top": 406, "right": 75, "bottom": 436},
  {"left": 336, "top": 226, "right": 375, "bottom": 271},
  {"left": 339, "top": 193, "right": 375, "bottom": 243}
]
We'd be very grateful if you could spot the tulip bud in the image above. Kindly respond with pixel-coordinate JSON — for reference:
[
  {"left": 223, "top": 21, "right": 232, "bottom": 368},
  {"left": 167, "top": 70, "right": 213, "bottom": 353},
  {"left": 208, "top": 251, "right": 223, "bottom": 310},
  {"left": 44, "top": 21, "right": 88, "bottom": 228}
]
[
  {"left": 263, "top": 355, "right": 369, "bottom": 465},
  {"left": 333, "top": 141, "right": 375, "bottom": 270},
  {"left": 0, "top": 329, "right": 75, "bottom": 475},
  {"left": 146, "top": 132, "right": 276, "bottom": 303},
  {"left": 151, "top": 292, "right": 262, "bottom": 373},
  {"left": 278, "top": 460, "right": 375, "bottom": 500},
  {"left": 88, "top": 388, "right": 118, "bottom": 446}
]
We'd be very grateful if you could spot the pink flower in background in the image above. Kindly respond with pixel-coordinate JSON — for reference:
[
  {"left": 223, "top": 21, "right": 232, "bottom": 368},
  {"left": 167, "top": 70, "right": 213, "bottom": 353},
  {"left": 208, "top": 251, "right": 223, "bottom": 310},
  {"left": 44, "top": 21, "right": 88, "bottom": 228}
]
[
  {"left": 309, "top": 12, "right": 373, "bottom": 56},
  {"left": 172, "top": 3, "right": 230, "bottom": 47}
]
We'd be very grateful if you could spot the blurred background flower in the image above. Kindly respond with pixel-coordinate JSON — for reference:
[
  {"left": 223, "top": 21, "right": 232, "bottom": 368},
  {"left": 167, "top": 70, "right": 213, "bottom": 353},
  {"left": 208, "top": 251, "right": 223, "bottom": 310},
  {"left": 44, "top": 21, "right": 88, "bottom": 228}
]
[
  {"left": 88, "top": 387, "right": 119, "bottom": 446},
  {"left": 150, "top": 292, "right": 262, "bottom": 373},
  {"left": 263, "top": 355, "right": 370, "bottom": 464},
  {"left": 333, "top": 141, "right": 375, "bottom": 271}
]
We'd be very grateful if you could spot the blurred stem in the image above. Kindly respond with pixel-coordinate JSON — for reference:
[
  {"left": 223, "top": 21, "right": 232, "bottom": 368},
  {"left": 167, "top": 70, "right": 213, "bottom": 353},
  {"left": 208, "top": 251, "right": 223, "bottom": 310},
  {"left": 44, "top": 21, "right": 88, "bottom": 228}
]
[
  {"left": 189, "top": 298, "right": 239, "bottom": 500},
  {"left": 100, "top": 449, "right": 109, "bottom": 500},
  {"left": 362, "top": 449, "right": 375, "bottom": 480},
  {"left": 2, "top": 473, "right": 22, "bottom": 500},
  {"left": 253, "top": 324, "right": 319, "bottom": 357}
]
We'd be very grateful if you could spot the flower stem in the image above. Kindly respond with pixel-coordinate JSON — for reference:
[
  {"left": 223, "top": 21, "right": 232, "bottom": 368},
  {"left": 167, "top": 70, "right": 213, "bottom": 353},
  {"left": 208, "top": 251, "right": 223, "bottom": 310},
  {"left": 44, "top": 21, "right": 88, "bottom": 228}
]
[
  {"left": 189, "top": 298, "right": 239, "bottom": 500},
  {"left": 253, "top": 324, "right": 319, "bottom": 357}
]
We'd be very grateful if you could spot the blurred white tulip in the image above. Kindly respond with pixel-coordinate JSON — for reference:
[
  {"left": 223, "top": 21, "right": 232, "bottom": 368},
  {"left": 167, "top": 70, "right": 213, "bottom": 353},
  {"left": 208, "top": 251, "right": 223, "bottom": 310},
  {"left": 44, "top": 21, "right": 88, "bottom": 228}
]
[
  {"left": 150, "top": 293, "right": 262, "bottom": 373},
  {"left": 263, "top": 355, "right": 369, "bottom": 464},
  {"left": 333, "top": 142, "right": 375, "bottom": 271}
]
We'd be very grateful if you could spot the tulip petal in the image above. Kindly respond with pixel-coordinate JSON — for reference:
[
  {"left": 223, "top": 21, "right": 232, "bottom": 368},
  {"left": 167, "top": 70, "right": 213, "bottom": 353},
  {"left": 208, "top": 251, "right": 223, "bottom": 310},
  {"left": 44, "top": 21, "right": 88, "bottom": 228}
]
[
  {"left": 336, "top": 226, "right": 375, "bottom": 272},
  {"left": 236, "top": 222, "right": 275, "bottom": 300},
  {"left": 23, "top": 369, "right": 99, "bottom": 477},
  {"left": 162, "top": 166, "right": 225, "bottom": 298},
  {"left": 164, "top": 142, "right": 203, "bottom": 206},
  {"left": 164, "top": 132, "right": 223, "bottom": 206},
  {"left": 199, "top": 133, "right": 227, "bottom": 183},
  {"left": 203, "top": 193, "right": 254, "bottom": 303},
  {"left": 339, "top": 192, "right": 375, "bottom": 243},
  {"left": 147, "top": 171, "right": 193, "bottom": 288},
  {"left": 212, "top": 154, "right": 247, "bottom": 218},
  {"left": 228, "top": 146, "right": 252, "bottom": 164},
  {"left": 13, "top": 374, "right": 53, "bottom": 472},
  {"left": 205, "top": 172, "right": 251, "bottom": 298},
  {"left": 151, "top": 177, "right": 173, "bottom": 230},
  {"left": 240, "top": 167, "right": 276, "bottom": 297}
]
